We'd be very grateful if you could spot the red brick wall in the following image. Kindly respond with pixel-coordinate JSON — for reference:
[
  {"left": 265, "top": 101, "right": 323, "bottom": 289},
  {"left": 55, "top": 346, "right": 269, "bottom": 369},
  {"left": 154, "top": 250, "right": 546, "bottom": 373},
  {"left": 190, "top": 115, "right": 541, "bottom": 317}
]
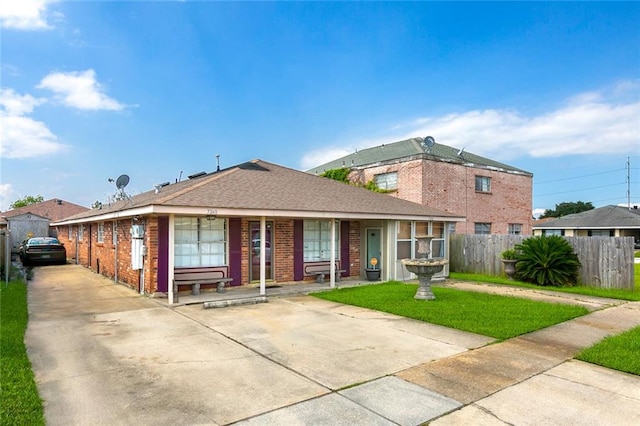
[
  {"left": 58, "top": 215, "right": 366, "bottom": 294},
  {"left": 353, "top": 159, "right": 532, "bottom": 234},
  {"left": 57, "top": 218, "right": 156, "bottom": 293},
  {"left": 274, "top": 219, "right": 295, "bottom": 282}
]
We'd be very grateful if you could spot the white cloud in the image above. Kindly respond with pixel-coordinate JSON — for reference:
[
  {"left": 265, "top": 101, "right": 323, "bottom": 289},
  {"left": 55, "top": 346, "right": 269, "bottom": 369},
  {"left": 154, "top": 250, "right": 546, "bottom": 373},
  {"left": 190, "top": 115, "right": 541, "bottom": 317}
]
[
  {"left": 300, "top": 80, "right": 640, "bottom": 169},
  {"left": 37, "top": 69, "right": 125, "bottom": 111},
  {"left": 532, "top": 208, "right": 546, "bottom": 219},
  {"left": 0, "top": 88, "right": 46, "bottom": 115},
  {"left": 0, "top": 183, "right": 14, "bottom": 212},
  {"left": 0, "top": 88, "right": 68, "bottom": 159},
  {"left": 0, "top": 0, "right": 59, "bottom": 30}
]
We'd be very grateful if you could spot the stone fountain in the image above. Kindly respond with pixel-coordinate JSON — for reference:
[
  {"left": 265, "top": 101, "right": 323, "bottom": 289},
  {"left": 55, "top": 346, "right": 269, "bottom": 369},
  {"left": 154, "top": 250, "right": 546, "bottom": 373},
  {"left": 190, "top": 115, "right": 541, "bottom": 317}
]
[{"left": 401, "top": 235, "right": 448, "bottom": 300}]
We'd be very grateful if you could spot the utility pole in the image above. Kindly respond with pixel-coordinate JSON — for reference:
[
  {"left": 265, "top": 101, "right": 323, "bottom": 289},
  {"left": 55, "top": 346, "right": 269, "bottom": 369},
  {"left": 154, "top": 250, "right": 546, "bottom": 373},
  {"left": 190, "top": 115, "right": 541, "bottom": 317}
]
[{"left": 627, "top": 156, "right": 631, "bottom": 209}]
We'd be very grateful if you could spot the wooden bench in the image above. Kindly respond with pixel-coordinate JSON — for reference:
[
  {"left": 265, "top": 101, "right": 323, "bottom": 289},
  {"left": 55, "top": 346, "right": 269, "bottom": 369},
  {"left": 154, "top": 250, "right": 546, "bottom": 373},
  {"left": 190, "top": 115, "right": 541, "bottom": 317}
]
[
  {"left": 304, "top": 263, "right": 346, "bottom": 284},
  {"left": 173, "top": 268, "right": 233, "bottom": 301}
]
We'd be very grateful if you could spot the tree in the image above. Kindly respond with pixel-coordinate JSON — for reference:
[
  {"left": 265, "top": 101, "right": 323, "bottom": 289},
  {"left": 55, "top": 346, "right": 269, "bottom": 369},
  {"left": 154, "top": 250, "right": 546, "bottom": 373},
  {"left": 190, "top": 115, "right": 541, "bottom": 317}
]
[
  {"left": 10, "top": 195, "right": 44, "bottom": 210},
  {"left": 539, "top": 201, "right": 594, "bottom": 219}
]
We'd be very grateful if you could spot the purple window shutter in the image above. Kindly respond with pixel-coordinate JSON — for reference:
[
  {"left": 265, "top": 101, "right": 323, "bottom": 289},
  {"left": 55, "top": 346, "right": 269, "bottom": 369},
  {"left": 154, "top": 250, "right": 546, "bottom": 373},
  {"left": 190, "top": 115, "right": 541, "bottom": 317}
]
[
  {"left": 340, "top": 221, "right": 350, "bottom": 277},
  {"left": 157, "top": 216, "right": 169, "bottom": 292},
  {"left": 228, "top": 218, "right": 242, "bottom": 286},
  {"left": 294, "top": 220, "right": 304, "bottom": 281}
]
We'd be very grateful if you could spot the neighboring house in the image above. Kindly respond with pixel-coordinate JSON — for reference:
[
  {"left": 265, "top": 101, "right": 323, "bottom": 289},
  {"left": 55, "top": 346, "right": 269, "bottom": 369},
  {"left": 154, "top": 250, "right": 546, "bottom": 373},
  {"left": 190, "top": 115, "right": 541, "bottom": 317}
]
[
  {"left": 532, "top": 205, "right": 640, "bottom": 244},
  {"left": 309, "top": 137, "right": 533, "bottom": 235},
  {"left": 52, "top": 160, "right": 463, "bottom": 304},
  {"left": 0, "top": 199, "right": 89, "bottom": 253}
]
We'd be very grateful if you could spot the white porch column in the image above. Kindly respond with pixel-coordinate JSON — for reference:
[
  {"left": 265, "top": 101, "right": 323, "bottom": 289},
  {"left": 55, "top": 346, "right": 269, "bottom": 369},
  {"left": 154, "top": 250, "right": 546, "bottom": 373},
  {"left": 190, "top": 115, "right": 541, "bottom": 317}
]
[
  {"left": 330, "top": 218, "right": 336, "bottom": 288},
  {"left": 168, "top": 214, "right": 175, "bottom": 305},
  {"left": 260, "top": 216, "right": 266, "bottom": 296}
]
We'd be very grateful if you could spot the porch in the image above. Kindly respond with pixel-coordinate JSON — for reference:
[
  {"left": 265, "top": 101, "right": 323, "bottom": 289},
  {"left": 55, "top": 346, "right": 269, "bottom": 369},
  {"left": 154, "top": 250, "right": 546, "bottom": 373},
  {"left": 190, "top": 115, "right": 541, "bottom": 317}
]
[{"left": 162, "top": 277, "right": 378, "bottom": 308}]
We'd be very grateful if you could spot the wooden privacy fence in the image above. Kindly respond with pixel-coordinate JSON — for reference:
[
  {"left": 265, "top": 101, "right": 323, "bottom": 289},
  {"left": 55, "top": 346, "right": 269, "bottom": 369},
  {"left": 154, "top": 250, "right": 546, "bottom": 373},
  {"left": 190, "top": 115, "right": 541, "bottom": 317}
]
[{"left": 449, "top": 234, "right": 635, "bottom": 290}]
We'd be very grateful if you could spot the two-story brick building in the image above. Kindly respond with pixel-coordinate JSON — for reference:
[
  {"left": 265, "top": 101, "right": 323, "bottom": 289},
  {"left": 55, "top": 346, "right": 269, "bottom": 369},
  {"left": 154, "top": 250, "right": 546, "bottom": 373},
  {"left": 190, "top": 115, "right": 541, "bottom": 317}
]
[
  {"left": 53, "top": 159, "right": 463, "bottom": 304},
  {"left": 309, "top": 137, "right": 533, "bottom": 235}
]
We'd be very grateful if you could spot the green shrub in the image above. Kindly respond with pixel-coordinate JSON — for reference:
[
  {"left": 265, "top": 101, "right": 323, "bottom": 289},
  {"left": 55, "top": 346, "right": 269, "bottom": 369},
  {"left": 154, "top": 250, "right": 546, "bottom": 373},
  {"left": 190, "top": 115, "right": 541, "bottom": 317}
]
[
  {"left": 501, "top": 249, "right": 519, "bottom": 260},
  {"left": 514, "top": 235, "right": 581, "bottom": 287}
]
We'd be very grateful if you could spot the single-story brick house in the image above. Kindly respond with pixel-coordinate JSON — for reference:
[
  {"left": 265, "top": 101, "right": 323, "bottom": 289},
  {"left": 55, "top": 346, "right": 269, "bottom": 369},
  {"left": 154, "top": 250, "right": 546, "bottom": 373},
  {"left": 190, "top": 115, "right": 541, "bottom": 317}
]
[
  {"left": 532, "top": 205, "right": 640, "bottom": 244},
  {"left": 309, "top": 137, "right": 533, "bottom": 235},
  {"left": 52, "top": 160, "right": 463, "bottom": 304}
]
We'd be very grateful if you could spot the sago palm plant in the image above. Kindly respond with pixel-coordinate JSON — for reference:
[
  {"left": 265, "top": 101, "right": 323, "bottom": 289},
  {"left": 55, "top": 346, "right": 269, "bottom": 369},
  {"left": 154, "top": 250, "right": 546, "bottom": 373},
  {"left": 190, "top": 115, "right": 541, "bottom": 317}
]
[{"left": 514, "top": 235, "right": 581, "bottom": 287}]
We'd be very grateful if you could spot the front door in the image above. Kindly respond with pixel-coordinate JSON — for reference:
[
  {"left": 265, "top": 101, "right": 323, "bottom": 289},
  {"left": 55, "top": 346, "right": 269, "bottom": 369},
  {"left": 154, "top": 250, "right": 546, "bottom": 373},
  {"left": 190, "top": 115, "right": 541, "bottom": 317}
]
[
  {"left": 249, "top": 221, "right": 273, "bottom": 282},
  {"left": 366, "top": 228, "right": 382, "bottom": 270}
]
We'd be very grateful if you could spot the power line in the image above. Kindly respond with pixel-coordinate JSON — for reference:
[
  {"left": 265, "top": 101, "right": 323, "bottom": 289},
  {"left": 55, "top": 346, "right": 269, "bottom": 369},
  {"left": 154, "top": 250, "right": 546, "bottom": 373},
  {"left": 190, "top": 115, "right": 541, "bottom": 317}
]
[
  {"left": 535, "top": 168, "right": 625, "bottom": 185},
  {"left": 535, "top": 182, "right": 624, "bottom": 197}
]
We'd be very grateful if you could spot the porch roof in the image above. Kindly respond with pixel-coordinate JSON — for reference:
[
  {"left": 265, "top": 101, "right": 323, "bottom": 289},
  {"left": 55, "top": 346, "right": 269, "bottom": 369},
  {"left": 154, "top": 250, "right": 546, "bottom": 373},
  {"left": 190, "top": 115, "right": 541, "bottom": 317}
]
[{"left": 53, "top": 159, "right": 464, "bottom": 225}]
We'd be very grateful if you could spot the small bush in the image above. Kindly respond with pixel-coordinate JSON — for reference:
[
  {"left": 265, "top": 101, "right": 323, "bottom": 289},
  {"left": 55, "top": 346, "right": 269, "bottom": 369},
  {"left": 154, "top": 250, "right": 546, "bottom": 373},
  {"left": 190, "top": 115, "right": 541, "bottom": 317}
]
[
  {"left": 514, "top": 235, "right": 581, "bottom": 287},
  {"left": 501, "top": 249, "right": 519, "bottom": 260}
]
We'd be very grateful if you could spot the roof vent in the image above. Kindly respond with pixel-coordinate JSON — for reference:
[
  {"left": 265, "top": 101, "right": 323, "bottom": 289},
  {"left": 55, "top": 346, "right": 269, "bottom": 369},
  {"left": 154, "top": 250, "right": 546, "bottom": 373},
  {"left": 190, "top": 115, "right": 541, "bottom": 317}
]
[
  {"left": 56, "top": 199, "right": 62, "bottom": 205},
  {"left": 188, "top": 171, "right": 207, "bottom": 179}
]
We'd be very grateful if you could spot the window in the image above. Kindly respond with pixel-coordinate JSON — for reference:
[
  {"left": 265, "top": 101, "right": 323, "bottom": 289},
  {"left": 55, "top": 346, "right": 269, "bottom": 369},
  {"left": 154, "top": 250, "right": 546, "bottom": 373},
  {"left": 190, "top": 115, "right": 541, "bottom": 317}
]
[
  {"left": 508, "top": 223, "right": 522, "bottom": 235},
  {"left": 589, "top": 230, "right": 612, "bottom": 237},
  {"left": 112, "top": 221, "right": 118, "bottom": 245},
  {"left": 374, "top": 172, "right": 398, "bottom": 190},
  {"left": 475, "top": 175, "right": 491, "bottom": 193},
  {"left": 303, "top": 220, "right": 339, "bottom": 262},
  {"left": 78, "top": 224, "right": 83, "bottom": 241},
  {"left": 68, "top": 225, "right": 72, "bottom": 240},
  {"left": 543, "top": 229, "right": 564, "bottom": 236},
  {"left": 397, "top": 221, "right": 445, "bottom": 259},
  {"left": 174, "top": 217, "right": 227, "bottom": 267},
  {"left": 474, "top": 223, "right": 491, "bottom": 234},
  {"left": 97, "top": 223, "right": 105, "bottom": 243}
]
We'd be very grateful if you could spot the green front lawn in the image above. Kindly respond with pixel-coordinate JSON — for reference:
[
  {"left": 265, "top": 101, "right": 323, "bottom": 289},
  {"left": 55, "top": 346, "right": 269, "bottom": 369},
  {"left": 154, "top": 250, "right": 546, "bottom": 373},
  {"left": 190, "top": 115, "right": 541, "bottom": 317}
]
[
  {"left": 576, "top": 326, "right": 640, "bottom": 375},
  {"left": 0, "top": 280, "right": 45, "bottom": 426},
  {"left": 312, "top": 281, "right": 588, "bottom": 340}
]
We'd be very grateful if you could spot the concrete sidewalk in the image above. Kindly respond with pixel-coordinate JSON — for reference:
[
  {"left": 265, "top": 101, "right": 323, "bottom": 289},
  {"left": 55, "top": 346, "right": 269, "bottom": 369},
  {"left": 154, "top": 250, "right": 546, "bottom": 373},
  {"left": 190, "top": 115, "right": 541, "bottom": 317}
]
[{"left": 25, "top": 264, "right": 640, "bottom": 425}]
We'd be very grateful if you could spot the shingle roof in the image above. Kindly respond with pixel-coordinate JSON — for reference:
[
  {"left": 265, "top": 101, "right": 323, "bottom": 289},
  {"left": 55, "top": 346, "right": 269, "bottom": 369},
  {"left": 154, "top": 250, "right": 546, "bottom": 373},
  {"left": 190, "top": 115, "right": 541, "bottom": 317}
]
[
  {"left": 308, "top": 137, "right": 532, "bottom": 175},
  {"left": 55, "top": 159, "right": 463, "bottom": 223},
  {"left": 1, "top": 199, "right": 89, "bottom": 222},
  {"left": 533, "top": 205, "right": 640, "bottom": 229}
]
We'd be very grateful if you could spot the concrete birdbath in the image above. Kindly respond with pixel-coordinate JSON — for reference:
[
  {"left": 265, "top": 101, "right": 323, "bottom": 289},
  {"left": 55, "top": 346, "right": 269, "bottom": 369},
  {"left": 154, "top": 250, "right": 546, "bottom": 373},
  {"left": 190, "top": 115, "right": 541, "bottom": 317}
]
[{"left": 401, "top": 235, "right": 448, "bottom": 300}]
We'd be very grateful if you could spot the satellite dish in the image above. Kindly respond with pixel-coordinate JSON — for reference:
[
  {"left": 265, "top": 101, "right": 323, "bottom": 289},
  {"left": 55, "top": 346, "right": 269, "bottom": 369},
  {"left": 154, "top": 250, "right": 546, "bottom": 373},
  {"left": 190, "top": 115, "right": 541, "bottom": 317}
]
[
  {"left": 115, "top": 174, "right": 130, "bottom": 189},
  {"left": 423, "top": 136, "right": 435, "bottom": 148}
]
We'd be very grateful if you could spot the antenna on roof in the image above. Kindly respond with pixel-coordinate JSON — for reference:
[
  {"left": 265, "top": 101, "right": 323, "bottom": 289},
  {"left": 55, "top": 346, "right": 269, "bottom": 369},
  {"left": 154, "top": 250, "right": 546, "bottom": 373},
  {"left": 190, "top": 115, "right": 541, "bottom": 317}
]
[
  {"left": 421, "top": 136, "right": 435, "bottom": 153},
  {"left": 108, "top": 174, "right": 131, "bottom": 202}
]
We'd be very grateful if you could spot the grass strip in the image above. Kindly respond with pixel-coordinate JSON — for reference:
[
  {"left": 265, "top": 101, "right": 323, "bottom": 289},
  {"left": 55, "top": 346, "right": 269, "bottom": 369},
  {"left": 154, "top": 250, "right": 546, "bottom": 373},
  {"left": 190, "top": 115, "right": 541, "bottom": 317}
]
[
  {"left": 312, "top": 281, "right": 588, "bottom": 340},
  {"left": 450, "top": 267, "right": 640, "bottom": 302},
  {"left": 576, "top": 326, "right": 640, "bottom": 376},
  {"left": 0, "top": 280, "right": 45, "bottom": 426}
]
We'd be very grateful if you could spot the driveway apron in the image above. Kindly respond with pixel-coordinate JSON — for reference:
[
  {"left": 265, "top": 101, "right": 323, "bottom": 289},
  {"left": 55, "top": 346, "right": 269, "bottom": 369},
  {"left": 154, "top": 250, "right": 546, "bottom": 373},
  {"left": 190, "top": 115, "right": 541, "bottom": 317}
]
[{"left": 25, "top": 265, "right": 489, "bottom": 425}]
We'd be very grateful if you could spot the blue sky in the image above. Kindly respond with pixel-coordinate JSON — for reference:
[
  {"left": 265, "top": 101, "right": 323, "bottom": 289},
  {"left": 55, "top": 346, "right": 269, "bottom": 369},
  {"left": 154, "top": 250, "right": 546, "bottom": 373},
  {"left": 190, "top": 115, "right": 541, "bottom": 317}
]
[{"left": 1, "top": 1, "right": 639, "bottom": 217}]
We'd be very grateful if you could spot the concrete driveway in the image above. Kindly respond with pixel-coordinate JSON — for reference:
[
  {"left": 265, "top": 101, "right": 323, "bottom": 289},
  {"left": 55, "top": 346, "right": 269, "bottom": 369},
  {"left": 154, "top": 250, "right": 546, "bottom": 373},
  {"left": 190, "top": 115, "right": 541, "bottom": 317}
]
[{"left": 26, "top": 265, "right": 490, "bottom": 425}]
